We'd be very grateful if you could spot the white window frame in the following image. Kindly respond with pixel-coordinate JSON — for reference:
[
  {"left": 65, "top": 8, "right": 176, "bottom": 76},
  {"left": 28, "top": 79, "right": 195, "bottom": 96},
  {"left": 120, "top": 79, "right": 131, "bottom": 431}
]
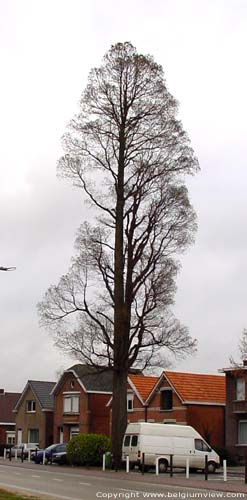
[
  {"left": 63, "top": 394, "right": 79, "bottom": 414},
  {"left": 26, "top": 400, "right": 36, "bottom": 413},
  {"left": 236, "top": 378, "right": 245, "bottom": 401},
  {"left": 127, "top": 393, "right": 134, "bottom": 412}
]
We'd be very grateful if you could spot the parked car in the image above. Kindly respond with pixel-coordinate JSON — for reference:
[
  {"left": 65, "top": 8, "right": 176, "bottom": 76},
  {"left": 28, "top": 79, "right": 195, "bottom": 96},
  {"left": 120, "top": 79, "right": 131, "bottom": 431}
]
[
  {"left": 6, "top": 443, "right": 39, "bottom": 459},
  {"left": 52, "top": 443, "right": 68, "bottom": 465},
  {"left": 32, "top": 443, "right": 65, "bottom": 464}
]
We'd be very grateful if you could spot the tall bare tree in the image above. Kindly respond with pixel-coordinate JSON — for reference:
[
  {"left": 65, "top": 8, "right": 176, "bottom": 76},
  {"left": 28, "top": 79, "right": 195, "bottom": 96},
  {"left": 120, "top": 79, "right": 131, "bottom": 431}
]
[{"left": 38, "top": 42, "right": 199, "bottom": 465}]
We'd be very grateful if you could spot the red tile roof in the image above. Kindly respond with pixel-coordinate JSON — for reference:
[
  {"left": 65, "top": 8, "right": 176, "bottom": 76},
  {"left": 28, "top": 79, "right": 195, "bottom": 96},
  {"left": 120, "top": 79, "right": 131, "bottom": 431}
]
[
  {"left": 128, "top": 374, "right": 158, "bottom": 402},
  {"left": 164, "top": 371, "right": 226, "bottom": 404}
]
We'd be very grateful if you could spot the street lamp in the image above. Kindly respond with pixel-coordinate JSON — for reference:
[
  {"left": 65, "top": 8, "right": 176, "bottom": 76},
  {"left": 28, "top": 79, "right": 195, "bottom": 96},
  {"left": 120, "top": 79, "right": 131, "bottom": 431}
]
[{"left": 0, "top": 266, "right": 16, "bottom": 271}]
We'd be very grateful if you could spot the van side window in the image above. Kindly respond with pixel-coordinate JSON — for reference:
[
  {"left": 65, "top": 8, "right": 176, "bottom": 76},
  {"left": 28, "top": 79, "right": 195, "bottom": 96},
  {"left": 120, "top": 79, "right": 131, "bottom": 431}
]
[
  {"left": 131, "top": 435, "right": 138, "bottom": 447},
  {"left": 195, "top": 439, "right": 211, "bottom": 452},
  {"left": 124, "top": 435, "right": 130, "bottom": 446}
]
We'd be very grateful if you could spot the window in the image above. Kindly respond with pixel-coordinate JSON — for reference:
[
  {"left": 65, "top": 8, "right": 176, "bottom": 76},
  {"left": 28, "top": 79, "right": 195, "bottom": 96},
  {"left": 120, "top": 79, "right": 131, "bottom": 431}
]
[
  {"left": 160, "top": 390, "right": 173, "bottom": 410},
  {"left": 6, "top": 433, "right": 15, "bottom": 445},
  {"left": 131, "top": 435, "right": 138, "bottom": 447},
  {"left": 236, "top": 378, "right": 245, "bottom": 401},
  {"left": 195, "top": 439, "right": 211, "bottom": 452},
  {"left": 127, "top": 393, "right": 134, "bottom": 412},
  {"left": 70, "top": 426, "right": 79, "bottom": 439},
  {"left": 238, "top": 421, "right": 247, "bottom": 444},
  {"left": 63, "top": 395, "right": 79, "bottom": 413},
  {"left": 26, "top": 400, "right": 36, "bottom": 413},
  {"left": 28, "top": 428, "right": 39, "bottom": 443},
  {"left": 124, "top": 435, "right": 130, "bottom": 446}
]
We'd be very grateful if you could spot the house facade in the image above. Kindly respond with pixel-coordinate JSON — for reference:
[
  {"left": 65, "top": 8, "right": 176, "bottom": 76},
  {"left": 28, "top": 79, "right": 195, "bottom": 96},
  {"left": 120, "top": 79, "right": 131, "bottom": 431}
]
[
  {"left": 0, "top": 389, "right": 21, "bottom": 445},
  {"left": 126, "top": 371, "right": 225, "bottom": 449},
  {"left": 14, "top": 381, "right": 55, "bottom": 448},
  {"left": 53, "top": 365, "right": 112, "bottom": 443},
  {"left": 222, "top": 360, "right": 247, "bottom": 463}
]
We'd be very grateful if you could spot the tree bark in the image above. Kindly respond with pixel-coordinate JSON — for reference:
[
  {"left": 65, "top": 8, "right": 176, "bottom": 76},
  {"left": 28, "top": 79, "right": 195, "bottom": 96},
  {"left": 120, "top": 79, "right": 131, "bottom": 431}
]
[{"left": 111, "top": 368, "right": 128, "bottom": 468}]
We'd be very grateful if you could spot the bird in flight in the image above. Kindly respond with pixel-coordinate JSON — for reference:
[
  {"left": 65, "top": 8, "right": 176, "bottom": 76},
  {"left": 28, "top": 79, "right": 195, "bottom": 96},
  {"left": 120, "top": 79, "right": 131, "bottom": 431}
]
[{"left": 0, "top": 266, "right": 16, "bottom": 271}]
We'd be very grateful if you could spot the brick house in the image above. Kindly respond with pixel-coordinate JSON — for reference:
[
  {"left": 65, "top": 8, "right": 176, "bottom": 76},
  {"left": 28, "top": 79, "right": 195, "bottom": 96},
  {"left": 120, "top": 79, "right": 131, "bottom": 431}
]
[
  {"left": 0, "top": 389, "right": 21, "bottom": 445},
  {"left": 14, "top": 381, "right": 55, "bottom": 448},
  {"left": 221, "top": 360, "right": 247, "bottom": 463},
  {"left": 52, "top": 365, "right": 113, "bottom": 443},
  {"left": 144, "top": 371, "right": 226, "bottom": 449}
]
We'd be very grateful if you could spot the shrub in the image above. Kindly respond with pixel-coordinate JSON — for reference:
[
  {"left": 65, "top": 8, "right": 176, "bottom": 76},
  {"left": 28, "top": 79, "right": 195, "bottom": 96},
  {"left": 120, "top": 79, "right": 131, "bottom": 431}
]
[{"left": 67, "top": 433, "right": 111, "bottom": 466}]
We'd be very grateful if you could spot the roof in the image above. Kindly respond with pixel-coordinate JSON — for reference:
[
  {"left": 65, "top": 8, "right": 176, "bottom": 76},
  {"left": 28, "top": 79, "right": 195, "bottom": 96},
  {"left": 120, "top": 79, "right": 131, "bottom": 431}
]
[
  {"left": 15, "top": 381, "right": 56, "bottom": 411},
  {"left": 0, "top": 391, "right": 21, "bottom": 423},
  {"left": 163, "top": 371, "right": 226, "bottom": 404},
  {"left": 29, "top": 381, "right": 56, "bottom": 409},
  {"left": 128, "top": 374, "right": 159, "bottom": 403},
  {"left": 64, "top": 365, "right": 113, "bottom": 393}
]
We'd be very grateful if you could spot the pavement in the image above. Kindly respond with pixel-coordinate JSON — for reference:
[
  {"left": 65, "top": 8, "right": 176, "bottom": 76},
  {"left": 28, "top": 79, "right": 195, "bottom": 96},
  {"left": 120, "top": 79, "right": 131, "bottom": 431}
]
[{"left": 0, "top": 458, "right": 246, "bottom": 495}]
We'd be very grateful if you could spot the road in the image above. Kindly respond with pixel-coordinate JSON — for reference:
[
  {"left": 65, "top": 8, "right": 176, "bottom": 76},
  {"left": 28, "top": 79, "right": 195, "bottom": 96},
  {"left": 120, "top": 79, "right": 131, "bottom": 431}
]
[{"left": 0, "top": 463, "right": 240, "bottom": 500}]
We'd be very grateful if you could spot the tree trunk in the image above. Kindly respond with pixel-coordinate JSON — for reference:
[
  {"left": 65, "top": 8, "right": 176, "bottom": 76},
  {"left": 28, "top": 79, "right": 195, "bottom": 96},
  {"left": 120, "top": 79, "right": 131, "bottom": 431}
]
[{"left": 111, "top": 368, "right": 128, "bottom": 468}]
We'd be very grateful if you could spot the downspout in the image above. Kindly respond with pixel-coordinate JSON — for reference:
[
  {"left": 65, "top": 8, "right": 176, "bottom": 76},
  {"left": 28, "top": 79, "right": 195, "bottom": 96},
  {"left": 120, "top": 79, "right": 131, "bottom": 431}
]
[{"left": 144, "top": 405, "right": 148, "bottom": 422}]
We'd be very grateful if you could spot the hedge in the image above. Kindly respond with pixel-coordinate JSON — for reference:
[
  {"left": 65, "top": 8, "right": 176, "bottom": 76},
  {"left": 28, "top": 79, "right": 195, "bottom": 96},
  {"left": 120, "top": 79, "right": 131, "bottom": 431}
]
[{"left": 67, "top": 433, "right": 111, "bottom": 466}]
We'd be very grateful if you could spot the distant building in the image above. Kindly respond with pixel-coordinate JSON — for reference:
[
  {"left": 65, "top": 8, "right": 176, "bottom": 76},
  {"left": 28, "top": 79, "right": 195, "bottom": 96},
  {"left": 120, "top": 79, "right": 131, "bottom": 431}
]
[
  {"left": 14, "top": 380, "right": 56, "bottom": 448},
  {"left": 221, "top": 360, "right": 247, "bottom": 463},
  {"left": 0, "top": 389, "right": 21, "bottom": 445}
]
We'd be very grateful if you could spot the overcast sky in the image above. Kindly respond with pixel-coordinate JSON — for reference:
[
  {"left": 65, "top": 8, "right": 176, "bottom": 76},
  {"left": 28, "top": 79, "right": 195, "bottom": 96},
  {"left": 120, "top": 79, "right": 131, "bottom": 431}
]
[{"left": 1, "top": 0, "right": 246, "bottom": 391}]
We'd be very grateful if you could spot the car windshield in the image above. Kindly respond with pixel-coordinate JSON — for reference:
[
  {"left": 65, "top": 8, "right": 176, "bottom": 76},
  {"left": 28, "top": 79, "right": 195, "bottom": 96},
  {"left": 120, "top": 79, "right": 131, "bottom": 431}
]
[{"left": 46, "top": 444, "right": 58, "bottom": 451}]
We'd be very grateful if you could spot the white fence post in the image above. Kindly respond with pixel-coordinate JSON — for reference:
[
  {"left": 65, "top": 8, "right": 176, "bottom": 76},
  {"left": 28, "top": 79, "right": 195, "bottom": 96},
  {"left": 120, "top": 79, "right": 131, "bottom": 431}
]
[
  {"left": 186, "top": 458, "right": 189, "bottom": 479},
  {"left": 156, "top": 457, "right": 159, "bottom": 476},
  {"left": 126, "top": 455, "right": 129, "bottom": 473},
  {"left": 3, "top": 449, "right": 6, "bottom": 460},
  {"left": 43, "top": 450, "right": 46, "bottom": 465},
  {"left": 102, "top": 453, "right": 106, "bottom": 471},
  {"left": 223, "top": 460, "right": 227, "bottom": 482},
  {"left": 28, "top": 449, "right": 31, "bottom": 462},
  {"left": 15, "top": 449, "right": 18, "bottom": 460}
]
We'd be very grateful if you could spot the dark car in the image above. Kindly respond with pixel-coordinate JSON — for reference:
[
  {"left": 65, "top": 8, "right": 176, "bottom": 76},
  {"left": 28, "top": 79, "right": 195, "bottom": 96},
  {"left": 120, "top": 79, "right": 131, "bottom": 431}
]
[
  {"left": 52, "top": 443, "right": 68, "bottom": 465},
  {"left": 31, "top": 443, "right": 64, "bottom": 464}
]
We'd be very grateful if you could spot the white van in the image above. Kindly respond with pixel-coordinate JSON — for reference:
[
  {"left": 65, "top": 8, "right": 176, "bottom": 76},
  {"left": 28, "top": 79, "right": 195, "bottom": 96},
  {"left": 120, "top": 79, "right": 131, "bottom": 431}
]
[{"left": 122, "top": 422, "right": 220, "bottom": 473}]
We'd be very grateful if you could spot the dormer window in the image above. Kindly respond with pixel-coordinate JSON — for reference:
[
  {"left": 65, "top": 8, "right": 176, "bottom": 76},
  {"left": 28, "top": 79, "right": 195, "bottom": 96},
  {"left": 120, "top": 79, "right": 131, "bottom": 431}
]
[
  {"left": 127, "top": 393, "right": 134, "bottom": 412},
  {"left": 26, "top": 400, "right": 36, "bottom": 413},
  {"left": 160, "top": 389, "right": 173, "bottom": 410}
]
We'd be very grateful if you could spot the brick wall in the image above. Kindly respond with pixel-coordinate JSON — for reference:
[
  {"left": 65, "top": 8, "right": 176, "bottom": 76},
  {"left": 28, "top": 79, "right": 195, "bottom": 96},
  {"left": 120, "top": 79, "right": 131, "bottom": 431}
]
[{"left": 187, "top": 405, "right": 225, "bottom": 448}]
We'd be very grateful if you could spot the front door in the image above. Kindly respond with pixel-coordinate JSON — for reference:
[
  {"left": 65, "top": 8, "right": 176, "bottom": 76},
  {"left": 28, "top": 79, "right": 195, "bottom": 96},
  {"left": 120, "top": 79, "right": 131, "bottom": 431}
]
[{"left": 17, "top": 429, "right": 22, "bottom": 444}]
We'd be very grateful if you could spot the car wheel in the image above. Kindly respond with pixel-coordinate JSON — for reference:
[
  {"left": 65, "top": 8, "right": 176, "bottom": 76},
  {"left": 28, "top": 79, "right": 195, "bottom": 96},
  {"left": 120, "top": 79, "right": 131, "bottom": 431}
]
[{"left": 207, "top": 461, "right": 216, "bottom": 474}]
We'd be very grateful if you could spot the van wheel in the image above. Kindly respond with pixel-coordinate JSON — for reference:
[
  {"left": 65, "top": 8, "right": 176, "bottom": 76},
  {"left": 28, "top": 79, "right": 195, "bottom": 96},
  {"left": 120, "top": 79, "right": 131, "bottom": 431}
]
[
  {"left": 207, "top": 461, "right": 216, "bottom": 474},
  {"left": 158, "top": 459, "right": 168, "bottom": 473}
]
